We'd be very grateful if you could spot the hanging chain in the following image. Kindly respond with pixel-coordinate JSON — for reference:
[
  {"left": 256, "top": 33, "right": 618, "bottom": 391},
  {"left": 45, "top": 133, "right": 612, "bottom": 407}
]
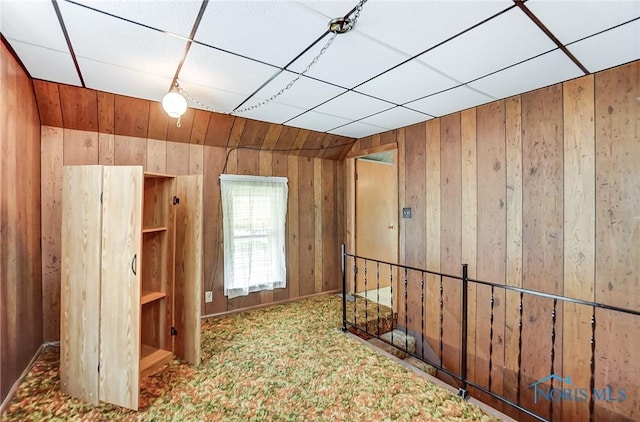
[{"left": 176, "top": 0, "right": 367, "bottom": 116}]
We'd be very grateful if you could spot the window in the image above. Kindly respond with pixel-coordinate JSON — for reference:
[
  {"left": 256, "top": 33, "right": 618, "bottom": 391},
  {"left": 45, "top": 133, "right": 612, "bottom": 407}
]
[{"left": 220, "top": 174, "right": 288, "bottom": 299}]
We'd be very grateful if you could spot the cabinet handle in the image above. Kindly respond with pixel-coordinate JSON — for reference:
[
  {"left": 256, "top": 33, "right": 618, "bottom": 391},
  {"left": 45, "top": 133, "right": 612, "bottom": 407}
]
[{"left": 131, "top": 254, "right": 137, "bottom": 275}]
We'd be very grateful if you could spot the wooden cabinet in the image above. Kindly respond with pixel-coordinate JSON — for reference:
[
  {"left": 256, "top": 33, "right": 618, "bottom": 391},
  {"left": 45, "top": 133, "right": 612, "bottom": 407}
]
[{"left": 60, "top": 166, "right": 202, "bottom": 410}]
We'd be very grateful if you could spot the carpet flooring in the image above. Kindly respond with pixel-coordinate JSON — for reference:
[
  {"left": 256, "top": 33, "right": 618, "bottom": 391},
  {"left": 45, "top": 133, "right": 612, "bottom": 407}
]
[{"left": 2, "top": 295, "right": 500, "bottom": 421}]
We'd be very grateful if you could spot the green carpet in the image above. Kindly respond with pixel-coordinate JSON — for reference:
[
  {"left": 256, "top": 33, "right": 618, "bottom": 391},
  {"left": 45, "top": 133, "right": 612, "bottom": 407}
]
[{"left": 3, "top": 295, "right": 500, "bottom": 421}]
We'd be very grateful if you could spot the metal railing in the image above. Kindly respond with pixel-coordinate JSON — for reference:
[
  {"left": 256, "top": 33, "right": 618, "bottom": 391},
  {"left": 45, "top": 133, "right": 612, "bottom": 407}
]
[{"left": 340, "top": 245, "right": 640, "bottom": 422}]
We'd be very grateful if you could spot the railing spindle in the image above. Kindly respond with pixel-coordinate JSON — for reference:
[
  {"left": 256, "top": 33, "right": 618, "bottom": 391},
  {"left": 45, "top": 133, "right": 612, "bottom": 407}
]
[
  {"left": 376, "top": 262, "right": 380, "bottom": 337},
  {"left": 439, "top": 275, "right": 444, "bottom": 364},
  {"left": 489, "top": 286, "right": 495, "bottom": 391},
  {"left": 589, "top": 307, "right": 596, "bottom": 422},
  {"left": 404, "top": 267, "right": 409, "bottom": 352},
  {"left": 517, "top": 292, "right": 524, "bottom": 405},
  {"left": 353, "top": 261, "right": 358, "bottom": 329},
  {"left": 390, "top": 264, "right": 394, "bottom": 345},
  {"left": 364, "top": 260, "right": 368, "bottom": 334},
  {"left": 549, "top": 298, "right": 557, "bottom": 420},
  {"left": 421, "top": 272, "right": 425, "bottom": 360}
]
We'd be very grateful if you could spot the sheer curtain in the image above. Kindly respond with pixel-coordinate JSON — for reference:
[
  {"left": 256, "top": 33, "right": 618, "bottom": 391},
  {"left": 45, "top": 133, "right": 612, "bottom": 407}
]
[{"left": 219, "top": 174, "right": 288, "bottom": 299}]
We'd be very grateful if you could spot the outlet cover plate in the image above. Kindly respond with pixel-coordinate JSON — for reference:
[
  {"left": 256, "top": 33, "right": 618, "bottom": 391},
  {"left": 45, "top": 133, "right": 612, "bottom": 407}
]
[
  {"left": 205, "top": 291, "right": 213, "bottom": 303},
  {"left": 402, "top": 207, "right": 412, "bottom": 218}
]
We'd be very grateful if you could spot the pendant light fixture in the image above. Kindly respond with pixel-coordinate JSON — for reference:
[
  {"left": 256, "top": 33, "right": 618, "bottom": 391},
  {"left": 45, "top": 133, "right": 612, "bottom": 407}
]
[{"left": 162, "top": 82, "right": 188, "bottom": 127}]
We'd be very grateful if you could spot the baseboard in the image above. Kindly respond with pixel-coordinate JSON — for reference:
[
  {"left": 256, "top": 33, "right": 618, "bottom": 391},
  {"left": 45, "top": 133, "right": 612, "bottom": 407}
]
[
  {"left": 201, "top": 289, "right": 341, "bottom": 319},
  {"left": 0, "top": 342, "right": 60, "bottom": 415}
]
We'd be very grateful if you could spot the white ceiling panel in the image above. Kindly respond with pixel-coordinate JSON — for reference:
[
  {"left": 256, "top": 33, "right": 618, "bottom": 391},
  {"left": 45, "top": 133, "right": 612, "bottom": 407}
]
[
  {"left": 252, "top": 71, "right": 346, "bottom": 110},
  {"left": 78, "top": 58, "right": 172, "bottom": 102},
  {"left": 196, "top": 1, "right": 329, "bottom": 67},
  {"left": 405, "top": 86, "right": 494, "bottom": 117},
  {"left": 527, "top": 0, "right": 640, "bottom": 45},
  {"left": 180, "top": 42, "right": 279, "bottom": 99},
  {"left": 0, "top": 0, "right": 68, "bottom": 51},
  {"left": 328, "top": 120, "right": 387, "bottom": 138},
  {"left": 360, "top": 106, "right": 432, "bottom": 130},
  {"left": 469, "top": 50, "right": 584, "bottom": 100},
  {"left": 288, "top": 31, "right": 409, "bottom": 88},
  {"left": 71, "top": 0, "right": 203, "bottom": 38},
  {"left": 286, "top": 110, "right": 352, "bottom": 132},
  {"left": 419, "top": 7, "right": 557, "bottom": 83},
  {"left": 235, "top": 101, "right": 308, "bottom": 125},
  {"left": 6, "top": 39, "right": 81, "bottom": 86},
  {"left": 327, "top": 1, "right": 512, "bottom": 56},
  {"left": 568, "top": 20, "right": 640, "bottom": 73},
  {"left": 355, "top": 59, "right": 460, "bottom": 104},
  {"left": 314, "top": 91, "right": 394, "bottom": 120},
  {"left": 178, "top": 80, "right": 249, "bottom": 113},
  {"left": 59, "top": 0, "right": 186, "bottom": 77}
]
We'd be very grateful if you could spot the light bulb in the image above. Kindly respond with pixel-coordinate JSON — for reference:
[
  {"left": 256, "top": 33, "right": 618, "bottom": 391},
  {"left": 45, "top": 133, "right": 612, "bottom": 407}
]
[{"left": 162, "top": 91, "right": 187, "bottom": 118}]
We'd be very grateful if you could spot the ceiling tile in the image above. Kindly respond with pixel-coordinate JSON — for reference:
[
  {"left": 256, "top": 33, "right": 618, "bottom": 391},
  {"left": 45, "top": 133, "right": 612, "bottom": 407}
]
[
  {"left": 72, "top": 0, "right": 202, "bottom": 38},
  {"left": 288, "top": 31, "right": 409, "bottom": 88},
  {"left": 5, "top": 39, "right": 81, "bottom": 86},
  {"left": 235, "top": 101, "right": 308, "bottom": 125},
  {"left": 180, "top": 42, "right": 279, "bottom": 102},
  {"left": 78, "top": 58, "right": 172, "bottom": 102},
  {"left": 251, "top": 71, "right": 346, "bottom": 110},
  {"left": 568, "top": 20, "right": 640, "bottom": 73},
  {"left": 314, "top": 91, "right": 394, "bottom": 120},
  {"left": 328, "top": 121, "right": 387, "bottom": 139},
  {"left": 0, "top": 0, "right": 67, "bottom": 51},
  {"left": 405, "top": 86, "right": 494, "bottom": 117},
  {"left": 286, "top": 110, "right": 352, "bottom": 133},
  {"left": 59, "top": 0, "right": 186, "bottom": 78},
  {"left": 419, "top": 7, "right": 556, "bottom": 83},
  {"left": 307, "top": 1, "right": 512, "bottom": 56},
  {"left": 360, "top": 107, "right": 432, "bottom": 130},
  {"left": 527, "top": 0, "right": 640, "bottom": 45},
  {"left": 196, "top": 2, "right": 329, "bottom": 67},
  {"left": 469, "top": 50, "right": 584, "bottom": 100},
  {"left": 355, "top": 59, "right": 460, "bottom": 104}
]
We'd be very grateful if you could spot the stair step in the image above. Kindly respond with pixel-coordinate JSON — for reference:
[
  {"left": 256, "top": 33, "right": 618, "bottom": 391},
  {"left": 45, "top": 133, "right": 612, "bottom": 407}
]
[{"left": 380, "top": 329, "right": 416, "bottom": 354}]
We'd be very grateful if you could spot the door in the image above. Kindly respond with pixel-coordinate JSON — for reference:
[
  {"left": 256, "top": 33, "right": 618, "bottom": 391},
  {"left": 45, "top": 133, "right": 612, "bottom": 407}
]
[
  {"left": 99, "top": 166, "right": 143, "bottom": 410},
  {"left": 355, "top": 156, "right": 398, "bottom": 295}
]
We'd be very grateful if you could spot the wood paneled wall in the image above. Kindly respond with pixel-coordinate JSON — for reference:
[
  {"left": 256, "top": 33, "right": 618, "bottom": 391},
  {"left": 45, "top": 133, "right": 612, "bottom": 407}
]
[
  {"left": 0, "top": 41, "right": 42, "bottom": 402},
  {"left": 40, "top": 128, "right": 344, "bottom": 340},
  {"left": 33, "top": 81, "right": 355, "bottom": 160},
  {"left": 348, "top": 60, "right": 640, "bottom": 421}
]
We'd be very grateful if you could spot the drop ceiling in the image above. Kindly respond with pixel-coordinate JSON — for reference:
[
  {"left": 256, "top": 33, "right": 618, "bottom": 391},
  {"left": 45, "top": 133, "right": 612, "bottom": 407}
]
[{"left": 1, "top": 0, "right": 639, "bottom": 139}]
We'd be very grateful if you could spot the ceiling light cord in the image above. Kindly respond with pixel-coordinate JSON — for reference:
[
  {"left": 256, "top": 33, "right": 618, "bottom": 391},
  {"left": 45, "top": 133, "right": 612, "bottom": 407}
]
[{"left": 169, "top": 0, "right": 368, "bottom": 120}]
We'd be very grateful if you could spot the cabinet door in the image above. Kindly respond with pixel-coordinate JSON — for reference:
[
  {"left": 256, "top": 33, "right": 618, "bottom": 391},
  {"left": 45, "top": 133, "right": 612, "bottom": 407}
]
[
  {"left": 99, "top": 166, "right": 143, "bottom": 410},
  {"left": 174, "top": 175, "right": 202, "bottom": 365},
  {"left": 60, "top": 166, "right": 103, "bottom": 405}
]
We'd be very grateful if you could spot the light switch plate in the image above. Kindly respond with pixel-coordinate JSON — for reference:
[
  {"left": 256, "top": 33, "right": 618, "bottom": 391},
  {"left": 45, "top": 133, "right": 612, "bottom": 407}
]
[{"left": 205, "top": 291, "right": 213, "bottom": 303}]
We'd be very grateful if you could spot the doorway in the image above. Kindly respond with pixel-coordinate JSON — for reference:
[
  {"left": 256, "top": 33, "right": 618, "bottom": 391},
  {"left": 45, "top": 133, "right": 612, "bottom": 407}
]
[{"left": 354, "top": 151, "right": 398, "bottom": 307}]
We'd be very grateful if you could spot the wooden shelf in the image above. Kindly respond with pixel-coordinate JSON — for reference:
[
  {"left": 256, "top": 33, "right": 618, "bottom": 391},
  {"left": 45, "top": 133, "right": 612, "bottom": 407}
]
[
  {"left": 140, "top": 344, "right": 173, "bottom": 379},
  {"left": 142, "top": 226, "right": 167, "bottom": 234},
  {"left": 141, "top": 291, "right": 166, "bottom": 305},
  {"left": 144, "top": 172, "right": 173, "bottom": 179}
]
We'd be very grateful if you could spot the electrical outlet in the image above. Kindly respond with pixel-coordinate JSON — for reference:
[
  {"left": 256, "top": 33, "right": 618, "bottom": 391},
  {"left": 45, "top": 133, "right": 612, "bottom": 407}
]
[
  {"left": 402, "top": 207, "right": 412, "bottom": 218},
  {"left": 205, "top": 291, "right": 213, "bottom": 303}
]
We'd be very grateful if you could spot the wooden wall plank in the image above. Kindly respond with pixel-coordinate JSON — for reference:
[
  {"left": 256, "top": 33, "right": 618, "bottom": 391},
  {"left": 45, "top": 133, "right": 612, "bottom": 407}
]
[
  {"left": 261, "top": 124, "right": 283, "bottom": 151},
  {"left": 397, "top": 129, "right": 406, "bottom": 267},
  {"left": 314, "top": 158, "right": 323, "bottom": 294},
  {"left": 97, "top": 91, "right": 115, "bottom": 134},
  {"left": 190, "top": 110, "right": 210, "bottom": 145},
  {"left": 521, "top": 85, "right": 564, "bottom": 419},
  {"left": 322, "top": 159, "right": 339, "bottom": 291},
  {"left": 227, "top": 117, "right": 247, "bottom": 148},
  {"left": 440, "top": 113, "right": 462, "bottom": 375},
  {"left": 425, "top": 119, "right": 441, "bottom": 350},
  {"left": 167, "top": 107, "right": 195, "bottom": 144},
  {"left": 1, "top": 41, "right": 43, "bottom": 400},
  {"left": 114, "top": 95, "right": 149, "bottom": 138},
  {"left": 63, "top": 129, "right": 99, "bottom": 165},
  {"left": 594, "top": 61, "right": 640, "bottom": 421},
  {"left": 148, "top": 102, "right": 169, "bottom": 142},
  {"left": 258, "top": 151, "right": 275, "bottom": 305},
  {"left": 114, "top": 135, "right": 147, "bottom": 167},
  {"left": 166, "top": 141, "right": 190, "bottom": 175},
  {"left": 189, "top": 144, "right": 204, "bottom": 175},
  {"left": 273, "top": 153, "right": 292, "bottom": 301},
  {"left": 275, "top": 126, "right": 300, "bottom": 151},
  {"left": 297, "top": 157, "right": 315, "bottom": 297},
  {"left": 41, "top": 127, "right": 63, "bottom": 341},
  {"left": 460, "top": 108, "right": 478, "bottom": 391},
  {"left": 504, "top": 95, "right": 523, "bottom": 409},
  {"left": 58, "top": 84, "right": 98, "bottom": 132},
  {"left": 99, "top": 134, "right": 115, "bottom": 165},
  {"left": 238, "top": 119, "right": 269, "bottom": 147},
  {"left": 476, "top": 101, "right": 507, "bottom": 405},
  {"left": 562, "top": 74, "right": 595, "bottom": 422},
  {"left": 204, "top": 113, "right": 235, "bottom": 147},
  {"left": 33, "top": 80, "right": 63, "bottom": 127},
  {"left": 146, "top": 139, "right": 167, "bottom": 173}
]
